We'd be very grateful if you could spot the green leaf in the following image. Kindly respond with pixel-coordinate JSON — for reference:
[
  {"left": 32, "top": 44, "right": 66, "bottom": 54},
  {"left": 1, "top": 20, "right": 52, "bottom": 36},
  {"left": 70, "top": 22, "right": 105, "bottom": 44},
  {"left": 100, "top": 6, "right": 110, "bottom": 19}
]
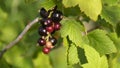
[
  {"left": 87, "top": 29, "right": 117, "bottom": 55},
  {"left": 49, "top": 46, "right": 67, "bottom": 68},
  {"left": 110, "top": 52, "right": 120, "bottom": 68},
  {"left": 78, "top": 0, "right": 102, "bottom": 21},
  {"left": 39, "top": 0, "right": 55, "bottom": 10},
  {"left": 101, "top": 6, "right": 120, "bottom": 26},
  {"left": 96, "top": 17, "right": 114, "bottom": 32},
  {"left": 67, "top": 44, "right": 79, "bottom": 65},
  {"left": 60, "top": 18, "right": 84, "bottom": 46},
  {"left": 102, "top": 0, "right": 118, "bottom": 5},
  {"left": 64, "top": 6, "right": 81, "bottom": 16},
  {"left": 108, "top": 33, "right": 120, "bottom": 51},
  {"left": 82, "top": 45, "right": 108, "bottom": 68},
  {"left": 33, "top": 53, "right": 52, "bottom": 68},
  {"left": 62, "top": 0, "right": 80, "bottom": 7},
  {"left": 73, "top": 63, "right": 82, "bottom": 68},
  {"left": 63, "top": 37, "right": 69, "bottom": 47},
  {"left": 115, "top": 23, "right": 120, "bottom": 37},
  {"left": 62, "top": 0, "right": 102, "bottom": 21}
]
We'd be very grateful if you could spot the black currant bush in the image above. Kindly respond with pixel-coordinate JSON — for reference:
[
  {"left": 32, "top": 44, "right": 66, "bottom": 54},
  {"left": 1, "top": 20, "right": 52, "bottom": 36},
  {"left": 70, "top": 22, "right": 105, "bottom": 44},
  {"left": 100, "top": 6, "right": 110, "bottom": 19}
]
[{"left": 0, "top": 0, "right": 120, "bottom": 68}]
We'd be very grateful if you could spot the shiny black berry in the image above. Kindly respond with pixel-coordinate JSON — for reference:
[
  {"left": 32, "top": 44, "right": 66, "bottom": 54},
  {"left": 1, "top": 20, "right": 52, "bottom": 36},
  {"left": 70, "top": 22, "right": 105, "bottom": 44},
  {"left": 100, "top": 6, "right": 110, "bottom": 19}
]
[
  {"left": 49, "top": 37, "right": 57, "bottom": 45},
  {"left": 44, "top": 18, "right": 53, "bottom": 26},
  {"left": 51, "top": 10, "right": 63, "bottom": 22},
  {"left": 40, "top": 18, "right": 53, "bottom": 27},
  {"left": 40, "top": 8, "right": 49, "bottom": 18},
  {"left": 38, "top": 38, "right": 46, "bottom": 46},
  {"left": 38, "top": 26, "right": 47, "bottom": 36}
]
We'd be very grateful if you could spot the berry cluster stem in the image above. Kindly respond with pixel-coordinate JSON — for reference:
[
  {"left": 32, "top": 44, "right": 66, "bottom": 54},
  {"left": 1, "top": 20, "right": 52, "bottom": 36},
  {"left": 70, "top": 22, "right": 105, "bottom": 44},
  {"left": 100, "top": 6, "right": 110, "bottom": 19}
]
[{"left": 45, "top": 33, "right": 51, "bottom": 41}]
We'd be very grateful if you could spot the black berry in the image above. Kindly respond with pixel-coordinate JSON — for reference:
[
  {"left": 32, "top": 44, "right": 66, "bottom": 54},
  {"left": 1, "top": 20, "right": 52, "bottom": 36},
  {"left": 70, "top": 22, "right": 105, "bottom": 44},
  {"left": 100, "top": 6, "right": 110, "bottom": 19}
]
[
  {"left": 51, "top": 10, "right": 63, "bottom": 22},
  {"left": 49, "top": 37, "right": 57, "bottom": 45},
  {"left": 44, "top": 18, "right": 53, "bottom": 26},
  {"left": 38, "top": 26, "right": 47, "bottom": 36},
  {"left": 40, "top": 18, "right": 53, "bottom": 27},
  {"left": 40, "top": 8, "right": 49, "bottom": 18},
  {"left": 39, "top": 18, "right": 46, "bottom": 25},
  {"left": 38, "top": 38, "right": 46, "bottom": 46}
]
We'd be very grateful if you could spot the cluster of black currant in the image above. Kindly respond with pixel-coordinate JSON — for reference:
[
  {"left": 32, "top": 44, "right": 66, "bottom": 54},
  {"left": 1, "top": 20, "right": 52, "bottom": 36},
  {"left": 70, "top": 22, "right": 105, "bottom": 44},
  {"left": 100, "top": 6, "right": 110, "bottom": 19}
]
[{"left": 38, "top": 6, "right": 63, "bottom": 54}]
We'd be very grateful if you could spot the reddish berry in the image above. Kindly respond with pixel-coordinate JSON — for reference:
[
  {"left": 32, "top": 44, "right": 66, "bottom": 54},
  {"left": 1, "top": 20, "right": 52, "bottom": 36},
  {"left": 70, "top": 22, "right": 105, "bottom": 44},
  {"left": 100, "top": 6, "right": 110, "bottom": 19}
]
[
  {"left": 54, "top": 23, "right": 61, "bottom": 30},
  {"left": 42, "top": 47, "right": 51, "bottom": 54},
  {"left": 46, "top": 26, "right": 54, "bottom": 33}
]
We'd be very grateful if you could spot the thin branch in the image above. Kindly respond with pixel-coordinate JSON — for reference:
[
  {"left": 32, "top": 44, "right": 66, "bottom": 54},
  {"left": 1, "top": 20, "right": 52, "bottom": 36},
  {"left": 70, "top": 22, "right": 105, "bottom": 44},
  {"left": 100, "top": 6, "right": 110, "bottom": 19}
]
[{"left": 0, "top": 17, "right": 39, "bottom": 58}]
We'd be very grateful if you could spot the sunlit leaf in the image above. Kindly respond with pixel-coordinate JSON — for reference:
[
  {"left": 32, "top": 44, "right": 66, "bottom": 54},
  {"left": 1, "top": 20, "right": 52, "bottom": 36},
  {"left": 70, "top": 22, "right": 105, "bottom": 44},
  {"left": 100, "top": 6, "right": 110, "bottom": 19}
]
[
  {"left": 110, "top": 52, "right": 120, "bottom": 68},
  {"left": 39, "top": 0, "right": 55, "bottom": 10},
  {"left": 78, "top": 0, "right": 102, "bottom": 21},
  {"left": 82, "top": 44, "right": 108, "bottom": 68},
  {"left": 62, "top": 0, "right": 80, "bottom": 7},
  {"left": 62, "top": 0, "right": 102, "bottom": 21},
  {"left": 87, "top": 29, "right": 117, "bottom": 55},
  {"left": 67, "top": 44, "right": 79, "bottom": 65},
  {"left": 60, "top": 18, "right": 84, "bottom": 46}
]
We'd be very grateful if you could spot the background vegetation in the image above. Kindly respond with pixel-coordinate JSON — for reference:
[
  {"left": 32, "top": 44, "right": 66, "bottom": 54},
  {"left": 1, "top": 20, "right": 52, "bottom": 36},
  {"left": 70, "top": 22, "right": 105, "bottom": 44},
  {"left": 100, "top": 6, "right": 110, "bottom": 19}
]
[{"left": 0, "top": 0, "right": 120, "bottom": 68}]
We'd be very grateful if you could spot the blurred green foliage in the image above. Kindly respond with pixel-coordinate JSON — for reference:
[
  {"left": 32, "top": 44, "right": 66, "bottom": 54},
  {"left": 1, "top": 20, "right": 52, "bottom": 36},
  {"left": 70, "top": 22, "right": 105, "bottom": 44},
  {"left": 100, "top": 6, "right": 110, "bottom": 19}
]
[{"left": 0, "top": 0, "right": 67, "bottom": 68}]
